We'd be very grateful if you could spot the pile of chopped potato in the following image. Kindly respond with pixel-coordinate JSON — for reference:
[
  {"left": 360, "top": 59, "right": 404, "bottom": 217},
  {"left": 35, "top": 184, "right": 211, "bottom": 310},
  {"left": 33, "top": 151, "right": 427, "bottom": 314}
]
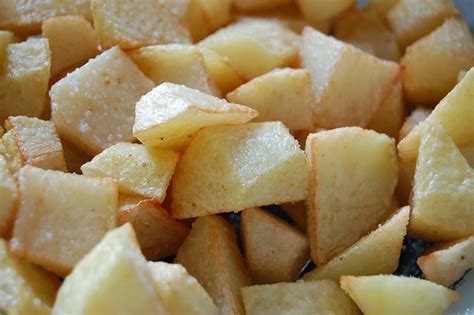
[{"left": 0, "top": 0, "right": 473, "bottom": 314}]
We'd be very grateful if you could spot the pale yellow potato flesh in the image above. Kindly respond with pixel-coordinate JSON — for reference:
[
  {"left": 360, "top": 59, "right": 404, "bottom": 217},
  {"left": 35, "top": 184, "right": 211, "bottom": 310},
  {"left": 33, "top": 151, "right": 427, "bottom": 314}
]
[
  {"left": 0, "top": 30, "right": 19, "bottom": 67},
  {"left": 0, "top": 155, "right": 17, "bottom": 238},
  {"left": 399, "top": 108, "right": 431, "bottom": 141}
]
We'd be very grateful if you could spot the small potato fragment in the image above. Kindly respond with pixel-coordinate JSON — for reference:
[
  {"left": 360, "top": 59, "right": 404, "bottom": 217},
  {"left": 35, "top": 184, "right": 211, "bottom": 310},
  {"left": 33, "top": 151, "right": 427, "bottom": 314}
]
[
  {"left": 10, "top": 166, "right": 118, "bottom": 276},
  {"left": 0, "top": 155, "right": 16, "bottom": 237},
  {"left": 175, "top": 215, "right": 252, "bottom": 315},
  {"left": 399, "top": 108, "right": 431, "bottom": 141},
  {"left": 401, "top": 19, "right": 474, "bottom": 106},
  {"left": 227, "top": 68, "right": 315, "bottom": 131},
  {"left": 91, "top": 0, "right": 191, "bottom": 50},
  {"left": 118, "top": 196, "right": 189, "bottom": 260},
  {"left": 241, "top": 207, "right": 309, "bottom": 284},
  {"left": 148, "top": 262, "right": 218, "bottom": 315},
  {"left": 133, "top": 82, "right": 257, "bottom": 149},
  {"left": 0, "top": 30, "right": 18, "bottom": 67},
  {"left": 50, "top": 47, "right": 154, "bottom": 155},
  {"left": 82, "top": 143, "right": 179, "bottom": 202},
  {"left": 42, "top": 15, "right": 99, "bottom": 77},
  {"left": 233, "top": 0, "right": 292, "bottom": 12},
  {"left": 303, "top": 206, "right": 409, "bottom": 282},
  {"left": 242, "top": 280, "right": 359, "bottom": 315},
  {"left": 296, "top": 0, "right": 356, "bottom": 23},
  {"left": 340, "top": 275, "right": 461, "bottom": 315},
  {"left": 171, "top": 122, "right": 309, "bottom": 219},
  {"left": 200, "top": 48, "right": 245, "bottom": 94},
  {"left": 52, "top": 224, "right": 168, "bottom": 315}
]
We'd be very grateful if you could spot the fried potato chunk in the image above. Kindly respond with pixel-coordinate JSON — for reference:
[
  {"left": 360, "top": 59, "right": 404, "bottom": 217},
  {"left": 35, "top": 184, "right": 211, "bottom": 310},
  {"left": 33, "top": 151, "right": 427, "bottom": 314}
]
[
  {"left": 0, "top": 155, "right": 17, "bottom": 238},
  {"left": 0, "top": 30, "right": 18, "bottom": 67},
  {"left": 200, "top": 48, "right": 245, "bottom": 94}
]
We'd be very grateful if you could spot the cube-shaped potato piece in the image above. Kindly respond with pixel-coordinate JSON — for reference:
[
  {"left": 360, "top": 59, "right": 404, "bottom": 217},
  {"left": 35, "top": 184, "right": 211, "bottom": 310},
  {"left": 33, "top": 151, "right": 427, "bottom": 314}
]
[
  {"left": 130, "top": 44, "right": 220, "bottom": 97},
  {"left": 0, "top": 155, "right": 17, "bottom": 237},
  {"left": 233, "top": 0, "right": 292, "bottom": 12},
  {"left": 0, "top": 30, "right": 18, "bottom": 67},
  {"left": 148, "top": 262, "right": 218, "bottom": 315},
  {"left": 301, "top": 27, "right": 399, "bottom": 129},
  {"left": 52, "top": 224, "right": 167, "bottom": 315},
  {"left": 200, "top": 48, "right": 245, "bottom": 94},
  {"left": 303, "top": 206, "right": 409, "bottom": 282},
  {"left": 387, "top": 0, "right": 459, "bottom": 48},
  {"left": 3, "top": 116, "right": 67, "bottom": 173},
  {"left": 227, "top": 68, "right": 315, "bottom": 131},
  {"left": 50, "top": 47, "right": 154, "bottom": 155},
  {"left": 401, "top": 19, "right": 474, "bottom": 106},
  {"left": 0, "top": 38, "right": 51, "bottom": 123},
  {"left": 118, "top": 195, "right": 189, "bottom": 260},
  {"left": 409, "top": 121, "right": 474, "bottom": 240},
  {"left": 42, "top": 15, "right": 99, "bottom": 77},
  {"left": 82, "top": 143, "right": 179, "bottom": 202},
  {"left": 418, "top": 236, "right": 474, "bottom": 287},
  {"left": 199, "top": 19, "right": 300, "bottom": 80},
  {"left": 133, "top": 82, "right": 257, "bottom": 149},
  {"left": 399, "top": 107, "right": 431, "bottom": 141},
  {"left": 296, "top": 0, "right": 355, "bottom": 23},
  {"left": 0, "top": 239, "right": 60, "bottom": 315},
  {"left": 242, "top": 280, "right": 359, "bottom": 315},
  {"left": 306, "top": 127, "right": 398, "bottom": 264},
  {"left": 340, "top": 275, "right": 460, "bottom": 315},
  {"left": 0, "top": 0, "right": 91, "bottom": 34},
  {"left": 171, "top": 122, "right": 309, "bottom": 219},
  {"left": 10, "top": 166, "right": 118, "bottom": 276},
  {"left": 175, "top": 215, "right": 252, "bottom": 315},
  {"left": 241, "top": 207, "right": 309, "bottom": 284},
  {"left": 280, "top": 201, "right": 307, "bottom": 232}
]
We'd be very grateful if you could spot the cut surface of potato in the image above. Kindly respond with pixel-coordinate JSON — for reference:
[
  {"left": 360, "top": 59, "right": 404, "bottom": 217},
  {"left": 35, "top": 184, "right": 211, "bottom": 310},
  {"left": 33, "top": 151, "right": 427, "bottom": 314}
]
[
  {"left": 133, "top": 82, "right": 257, "bottom": 149},
  {"left": 306, "top": 127, "right": 398, "bottom": 264},
  {"left": 303, "top": 206, "right": 409, "bottom": 281},
  {"left": 241, "top": 207, "right": 309, "bottom": 284},
  {"left": 82, "top": 143, "right": 179, "bottom": 202},
  {"left": 42, "top": 15, "right": 99, "bottom": 77},
  {"left": 171, "top": 122, "right": 309, "bottom": 219},
  {"left": 91, "top": 0, "right": 191, "bottom": 50},
  {"left": 301, "top": 27, "right": 399, "bottom": 129},
  {"left": 409, "top": 121, "right": 474, "bottom": 240},
  {"left": 296, "top": 0, "right": 356, "bottom": 23},
  {"left": 51, "top": 47, "right": 154, "bottom": 155},
  {"left": 340, "top": 275, "right": 461, "bottom": 315},
  {"left": 233, "top": 0, "right": 292, "bottom": 12},
  {"left": 227, "top": 68, "right": 315, "bottom": 131},
  {"left": 52, "top": 224, "right": 168, "bottom": 315},
  {"left": 242, "top": 280, "right": 359, "bottom": 315},
  {"left": 118, "top": 195, "right": 189, "bottom": 260},
  {"left": 401, "top": 18, "right": 474, "bottom": 106},
  {"left": 10, "top": 166, "right": 117, "bottom": 276},
  {"left": 175, "top": 215, "right": 251, "bottom": 315},
  {"left": 148, "top": 261, "right": 218, "bottom": 315},
  {"left": 0, "top": 155, "right": 16, "bottom": 237},
  {"left": 0, "top": 30, "right": 18, "bottom": 67},
  {"left": 0, "top": 38, "right": 51, "bottom": 123}
]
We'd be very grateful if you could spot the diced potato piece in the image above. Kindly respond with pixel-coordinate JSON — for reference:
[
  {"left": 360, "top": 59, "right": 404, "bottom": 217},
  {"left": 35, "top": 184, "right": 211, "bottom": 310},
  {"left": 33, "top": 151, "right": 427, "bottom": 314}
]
[
  {"left": 50, "top": 47, "right": 154, "bottom": 155},
  {"left": 52, "top": 224, "right": 167, "bottom": 315},
  {"left": 3, "top": 116, "right": 67, "bottom": 173},
  {"left": 0, "top": 239, "right": 60, "bottom": 315},
  {"left": 133, "top": 82, "right": 257, "bottom": 149},
  {"left": 399, "top": 108, "right": 431, "bottom": 140},
  {"left": 130, "top": 44, "right": 221, "bottom": 97},
  {"left": 148, "top": 261, "right": 218, "bottom": 315},
  {"left": 10, "top": 166, "right": 118, "bottom": 276},
  {"left": 387, "top": 0, "right": 459, "bottom": 48},
  {"left": 303, "top": 206, "right": 409, "bottom": 281},
  {"left": 280, "top": 201, "right": 307, "bottom": 232},
  {"left": 241, "top": 207, "right": 309, "bottom": 284},
  {"left": 296, "top": 0, "right": 355, "bottom": 23},
  {"left": 199, "top": 19, "right": 300, "bottom": 80},
  {"left": 409, "top": 121, "right": 474, "bottom": 240},
  {"left": 200, "top": 48, "right": 245, "bottom": 94},
  {"left": 227, "top": 68, "right": 315, "bottom": 131},
  {"left": 175, "top": 215, "right": 252, "bottom": 315},
  {"left": 0, "top": 30, "right": 18, "bottom": 67},
  {"left": 82, "top": 143, "right": 179, "bottom": 202},
  {"left": 91, "top": 0, "right": 191, "bottom": 50},
  {"left": 418, "top": 236, "right": 474, "bottom": 287},
  {"left": 42, "top": 15, "right": 99, "bottom": 77},
  {"left": 234, "top": 0, "right": 292, "bottom": 12},
  {"left": 171, "top": 122, "right": 309, "bottom": 219},
  {"left": 301, "top": 27, "right": 399, "bottom": 129},
  {"left": 401, "top": 19, "right": 474, "bottom": 106},
  {"left": 118, "top": 195, "right": 189, "bottom": 260},
  {"left": 306, "top": 127, "right": 398, "bottom": 264},
  {"left": 340, "top": 275, "right": 461, "bottom": 315},
  {"left": 198, "top": 0, "right": 232, "bottom": 32},
  {"left": 334, "top": 6, "right": 400, "bottom": 61},
  {"left": 61, "top": 140, "right": 92, "bottom": 174},
  {"left": 370, "top": 0, "right": 398, "bottom": 18},
  {"left": 0, "top": 0, "right": 91, "bottom": 34},
  {"left": 0, "top": 155, "right": 16, "bottom": 237},
  {"left": 0, "top": 38, "right": 51, "bottom": 123},
  {"left": 242, "top": 280, "right": 359, "bottom": 315}
]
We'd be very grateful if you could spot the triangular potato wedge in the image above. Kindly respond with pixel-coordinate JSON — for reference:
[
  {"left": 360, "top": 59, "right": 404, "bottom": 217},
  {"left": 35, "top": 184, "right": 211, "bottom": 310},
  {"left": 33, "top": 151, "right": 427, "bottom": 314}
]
[
  {"left": 171, "top": 122, "right": 308, "bottom": 219},
  {"left": 340, "top": 275, "right": 461, "bottom": 315},
  {"left": 306, "top": 127, "right": 398, "bottom": 264},
  {"left": 409, "top": 121, "right": 474, "bottom": 240},
  {"left": 303, "top": 206, "right": 409, "bottom": 281}
]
